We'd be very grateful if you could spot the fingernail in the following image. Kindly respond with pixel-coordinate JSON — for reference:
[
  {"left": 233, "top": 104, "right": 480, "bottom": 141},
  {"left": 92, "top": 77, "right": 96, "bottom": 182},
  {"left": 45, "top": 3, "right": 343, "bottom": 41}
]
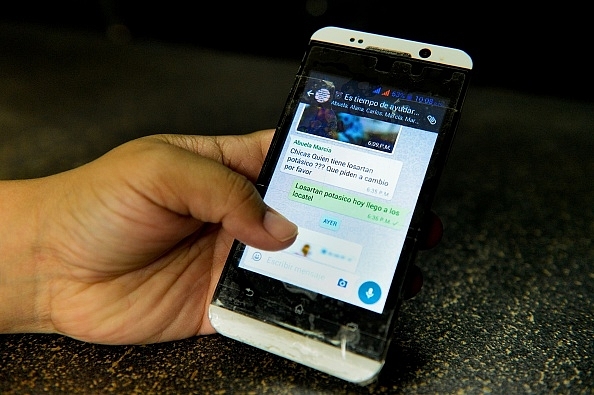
[{"left": 263, "top": 208, "right": 298, "bottom": 242}]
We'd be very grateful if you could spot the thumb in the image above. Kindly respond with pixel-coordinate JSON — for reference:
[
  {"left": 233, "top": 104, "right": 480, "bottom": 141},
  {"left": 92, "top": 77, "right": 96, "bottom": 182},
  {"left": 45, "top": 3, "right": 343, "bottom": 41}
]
[{"left": 137, "top": 139, "right": 298, "bottom": 251}]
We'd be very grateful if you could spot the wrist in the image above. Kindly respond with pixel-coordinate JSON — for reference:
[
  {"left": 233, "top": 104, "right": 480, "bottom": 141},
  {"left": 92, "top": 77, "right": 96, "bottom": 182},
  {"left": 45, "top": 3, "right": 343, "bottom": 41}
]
[{"left": 0, "top": 179, "right": 53, "bottom": 334}]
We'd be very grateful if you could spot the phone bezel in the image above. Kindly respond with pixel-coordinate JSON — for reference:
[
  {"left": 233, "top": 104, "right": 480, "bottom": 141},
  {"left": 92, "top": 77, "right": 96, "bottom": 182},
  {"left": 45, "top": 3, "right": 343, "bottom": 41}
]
[
  {"left": 311, "top": 26, "right": 473, "bottom": 69},
  {"left": 210, "top": 26, "right": 472, "bottom": 384}
]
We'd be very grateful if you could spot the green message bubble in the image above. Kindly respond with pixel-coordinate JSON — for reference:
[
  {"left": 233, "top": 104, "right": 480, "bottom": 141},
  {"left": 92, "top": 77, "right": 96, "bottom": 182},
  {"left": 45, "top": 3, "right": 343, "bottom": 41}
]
[{"left": 289, "top": 180, "right": 407, "bottom": 228}]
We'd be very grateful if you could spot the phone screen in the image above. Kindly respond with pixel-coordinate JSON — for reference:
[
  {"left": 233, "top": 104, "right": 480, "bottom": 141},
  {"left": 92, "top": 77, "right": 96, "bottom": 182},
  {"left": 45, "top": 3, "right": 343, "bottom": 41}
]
[
  {"left": 239, "top": 72, "right": 447, "bottom": 313},
  {"left": 212, "top": 41, "right": 470, "bottom": 362}
]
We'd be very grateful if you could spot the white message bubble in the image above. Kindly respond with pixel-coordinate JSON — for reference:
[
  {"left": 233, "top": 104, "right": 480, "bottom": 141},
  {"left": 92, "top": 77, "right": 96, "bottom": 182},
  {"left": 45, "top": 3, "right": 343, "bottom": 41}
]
[
  {"left": 282, "top": 227, "right": 362, "bottom": 272},
  {"left": 280, "top": 136, "right": 402, "bottom": 199}
]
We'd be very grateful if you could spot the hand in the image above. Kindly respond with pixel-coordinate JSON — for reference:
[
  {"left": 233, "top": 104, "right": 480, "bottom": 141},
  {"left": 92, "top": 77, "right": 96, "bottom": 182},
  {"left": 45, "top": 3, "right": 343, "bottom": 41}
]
[
  {"left": 2, "top": 129, "right": 297, "bottom": 344},
  {"left": 402, "top": 211, "right": 443, "bottom": 300}
]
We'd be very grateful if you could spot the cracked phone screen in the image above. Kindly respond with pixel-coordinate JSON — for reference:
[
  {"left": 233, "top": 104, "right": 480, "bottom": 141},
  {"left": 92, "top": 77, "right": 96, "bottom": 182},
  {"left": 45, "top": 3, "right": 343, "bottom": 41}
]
[{"left": 212, "top": 45, "right": 468, "bottom": 360}]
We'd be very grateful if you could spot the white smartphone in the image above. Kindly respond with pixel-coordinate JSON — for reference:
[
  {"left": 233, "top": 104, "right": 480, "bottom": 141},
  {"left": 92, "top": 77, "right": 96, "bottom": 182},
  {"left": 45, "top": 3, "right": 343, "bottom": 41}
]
[{"left": 209, "top": 26, "right": 472, "bottom": 385}]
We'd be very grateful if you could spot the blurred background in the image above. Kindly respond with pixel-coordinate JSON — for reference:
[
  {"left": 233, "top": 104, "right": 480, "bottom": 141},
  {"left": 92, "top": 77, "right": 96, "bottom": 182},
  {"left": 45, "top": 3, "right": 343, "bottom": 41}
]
[{"left": 2, "top": 0, "right": 592, "bottom": 102}]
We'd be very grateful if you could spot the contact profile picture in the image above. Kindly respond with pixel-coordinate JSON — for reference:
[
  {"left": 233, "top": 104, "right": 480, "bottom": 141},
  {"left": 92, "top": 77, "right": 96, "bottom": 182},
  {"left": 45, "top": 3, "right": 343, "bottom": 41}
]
[{"left": 314, "top": 88, "right": 331, "bottom": 103}]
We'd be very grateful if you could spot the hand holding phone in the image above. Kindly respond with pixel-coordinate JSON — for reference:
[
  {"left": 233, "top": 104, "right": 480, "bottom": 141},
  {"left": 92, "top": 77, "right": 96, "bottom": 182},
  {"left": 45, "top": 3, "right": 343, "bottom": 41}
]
[{"left": 209, "top": 26, "right": 472, "bottom": 385}]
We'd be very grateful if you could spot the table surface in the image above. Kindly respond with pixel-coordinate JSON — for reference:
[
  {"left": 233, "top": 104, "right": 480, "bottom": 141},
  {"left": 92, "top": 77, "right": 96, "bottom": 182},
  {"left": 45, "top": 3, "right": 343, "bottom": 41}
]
[{"left": 1, "top": 23, "right": 593, "bottom": 394}]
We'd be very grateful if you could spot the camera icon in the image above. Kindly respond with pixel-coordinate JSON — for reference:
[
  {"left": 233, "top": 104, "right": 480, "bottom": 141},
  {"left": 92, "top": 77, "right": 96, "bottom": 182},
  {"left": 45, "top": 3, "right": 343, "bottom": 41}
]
[{"left": 337, "top": 278, "right": 348, "bottom": 288}]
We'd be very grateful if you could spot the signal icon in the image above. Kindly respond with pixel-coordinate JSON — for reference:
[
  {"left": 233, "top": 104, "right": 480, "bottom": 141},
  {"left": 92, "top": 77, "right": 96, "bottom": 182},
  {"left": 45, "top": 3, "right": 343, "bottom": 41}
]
[
  {"left": 381, "top": 89, "right": 391, "bottom": 96},
  {"left": 372, "top": 86, "right": 382, "bottom": 94}
]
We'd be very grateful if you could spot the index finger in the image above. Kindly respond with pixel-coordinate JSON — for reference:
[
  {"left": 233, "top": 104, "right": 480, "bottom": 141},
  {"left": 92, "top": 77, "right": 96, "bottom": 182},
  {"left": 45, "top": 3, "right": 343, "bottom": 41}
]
[{"left": 153, "top": 129, "right": 275, "bottom": 182}]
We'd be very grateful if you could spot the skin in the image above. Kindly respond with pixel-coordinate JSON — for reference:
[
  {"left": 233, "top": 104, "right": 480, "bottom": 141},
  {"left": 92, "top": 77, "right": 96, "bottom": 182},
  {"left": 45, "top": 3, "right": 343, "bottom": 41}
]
[
  {"left": 0, "top": 129, "right": 439, "bottom": 345},
  {"left": 1, "top": 129, "right": 298, "bottom": 344}
]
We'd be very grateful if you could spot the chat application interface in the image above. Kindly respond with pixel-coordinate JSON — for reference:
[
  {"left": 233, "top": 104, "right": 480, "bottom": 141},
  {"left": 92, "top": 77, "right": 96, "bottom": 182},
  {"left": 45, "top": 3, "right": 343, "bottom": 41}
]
[{"left": 239, "top": 74, "right": 446, "bottom": 313}]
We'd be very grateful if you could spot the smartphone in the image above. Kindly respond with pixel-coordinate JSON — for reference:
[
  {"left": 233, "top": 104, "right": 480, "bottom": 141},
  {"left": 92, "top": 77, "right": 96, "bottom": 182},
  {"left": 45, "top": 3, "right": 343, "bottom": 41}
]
[{"left": 209, "top": 26, "right": 472, "bottom": 385}]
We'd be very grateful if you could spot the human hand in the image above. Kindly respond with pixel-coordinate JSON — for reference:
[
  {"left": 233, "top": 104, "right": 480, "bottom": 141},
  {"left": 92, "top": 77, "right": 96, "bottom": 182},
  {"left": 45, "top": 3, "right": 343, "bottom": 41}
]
[
  {"left": 402, "top": 211, "right": 443, "bottom": 300},
  {"left": 2, "top": 129, "right": 297, "bottom": 344}
]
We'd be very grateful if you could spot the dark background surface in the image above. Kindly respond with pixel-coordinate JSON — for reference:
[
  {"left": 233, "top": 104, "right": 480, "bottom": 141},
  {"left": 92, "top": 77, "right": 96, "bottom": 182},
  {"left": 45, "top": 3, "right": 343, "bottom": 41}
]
[
  {"left": 2, "top": 0, "right": 593, "bottom": 102},
  {"left": 1, "top": 3, "right": 593, "bottom": 394}
]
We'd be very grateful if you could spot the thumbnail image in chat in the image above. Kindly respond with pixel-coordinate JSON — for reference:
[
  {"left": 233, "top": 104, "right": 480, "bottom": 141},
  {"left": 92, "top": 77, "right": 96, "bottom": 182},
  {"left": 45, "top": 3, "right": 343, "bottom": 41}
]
[{"left": 296, "top": 104, "right": 400, "bottom": 153}]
